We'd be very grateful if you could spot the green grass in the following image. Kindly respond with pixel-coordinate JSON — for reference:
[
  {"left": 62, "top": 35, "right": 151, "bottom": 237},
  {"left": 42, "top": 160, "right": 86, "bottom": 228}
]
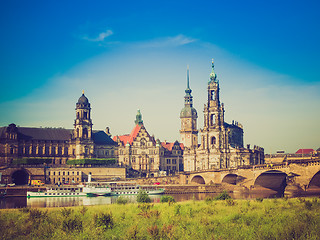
[{"left": 1, "top": 197, "right": 320, "bottom": 239}]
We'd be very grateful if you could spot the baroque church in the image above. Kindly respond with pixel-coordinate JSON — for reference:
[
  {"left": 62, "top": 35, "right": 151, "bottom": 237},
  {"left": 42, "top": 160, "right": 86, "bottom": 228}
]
[
  {"left": 180, "top": 61, "right": 264, "bottom": 171},
  {"left": 0, "top": 92, "right": 117, "bottom": 166},
  {"left": 114, "top": 110, "right": 184, "bottom": 177}
]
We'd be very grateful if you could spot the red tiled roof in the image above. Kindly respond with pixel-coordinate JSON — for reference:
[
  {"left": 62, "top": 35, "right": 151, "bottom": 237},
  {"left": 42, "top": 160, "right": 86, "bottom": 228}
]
[
  {"left": 161, "top": 142, "right": 174, "bottom": 151},
  {"left": 295, "top": 149, "right": 314, "bottom": 154},
  {"left": 113, "top": 124, "right": 142, "bottom": 145},
  {"left": 161, "top": 142, "right": 184, "bottom": 151}
]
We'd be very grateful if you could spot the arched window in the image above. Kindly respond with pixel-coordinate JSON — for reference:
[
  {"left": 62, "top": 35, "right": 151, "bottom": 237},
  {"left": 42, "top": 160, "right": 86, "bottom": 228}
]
[
  {"left": 83, "top": 128, "right": 88, "bottom": 138},
  {"left": 211, "top": 90, "right": 215, "bottom": 100},
  {"left": 211, "top": 136, "right": 216, "bottom": 145},
  {"left": 210, "top": 114, "right": 215, "bottom": 126},
  {"left": 64, "top": 147, "right": 68, "bottom": 156}
]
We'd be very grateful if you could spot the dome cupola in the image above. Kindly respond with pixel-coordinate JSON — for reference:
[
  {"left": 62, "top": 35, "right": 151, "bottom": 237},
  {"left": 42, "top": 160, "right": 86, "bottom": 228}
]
[{"left": 76, "top": 90, "right": 90, "bottom": 109}]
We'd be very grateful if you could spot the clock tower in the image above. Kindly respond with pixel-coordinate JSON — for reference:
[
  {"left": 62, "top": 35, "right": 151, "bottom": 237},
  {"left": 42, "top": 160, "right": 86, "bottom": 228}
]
[{"left": 180, "top": 66, "right": 198, "bottom": 148}]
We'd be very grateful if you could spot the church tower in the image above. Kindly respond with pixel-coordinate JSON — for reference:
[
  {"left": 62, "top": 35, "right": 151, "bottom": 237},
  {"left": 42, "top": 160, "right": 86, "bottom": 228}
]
[
  {"left": 204, "top": 60, "right": 225, "bottom": 131},
  {"left": 74, "top": 91, "right": 93, "bottom": 140},
  {"left": 73, "top": 91, "right": 93, "bottom": 159},
  {"left": 180, "top": 66, "right": 198, "bottom": 148},
  {"left": 200, "top": 60, "right": 226, "bottom": 149}
]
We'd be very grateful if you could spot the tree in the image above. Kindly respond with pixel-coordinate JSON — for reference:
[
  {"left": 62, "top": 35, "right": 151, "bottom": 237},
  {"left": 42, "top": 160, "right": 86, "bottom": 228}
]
[{"left": 136, "top": 190, "right": 151, "bottom": 203}]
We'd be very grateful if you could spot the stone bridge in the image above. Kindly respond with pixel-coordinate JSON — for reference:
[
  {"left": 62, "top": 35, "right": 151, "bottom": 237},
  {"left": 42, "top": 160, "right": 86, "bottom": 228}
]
[{"left": 182, "top": 159, "right": 320, "bottom": 191}]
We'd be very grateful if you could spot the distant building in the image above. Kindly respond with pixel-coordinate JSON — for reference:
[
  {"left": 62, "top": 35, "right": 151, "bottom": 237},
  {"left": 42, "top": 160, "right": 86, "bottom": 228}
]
[
  {"left": 181, "top": 61, "right": 264, "bottom": 171},
  {"left": 0, "top": 92, "right": 117, "bottom": 166},
  {"left": 295, "top": 149, "right": 315, "bottom": 155},
  {"left": 113, "top": 110, "right": 183, "bottom": 177}
]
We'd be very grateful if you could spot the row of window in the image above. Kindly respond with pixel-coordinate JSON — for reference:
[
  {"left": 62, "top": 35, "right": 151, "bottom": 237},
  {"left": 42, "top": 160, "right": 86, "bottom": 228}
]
[
  {"left": 16, "top": 146, "right": 69, "bottom": 156},
  {"left": 166, "top": 159, "right": 177, "bottom": 164},
  {"left": 50, "top": 171, "right": 80, "bottom": 176},
  {"left": 52, "top": 177, "right": 80, "bottom": 183},
  {"left": 97, "top": 149, "right": 114, "bottom": 156}
]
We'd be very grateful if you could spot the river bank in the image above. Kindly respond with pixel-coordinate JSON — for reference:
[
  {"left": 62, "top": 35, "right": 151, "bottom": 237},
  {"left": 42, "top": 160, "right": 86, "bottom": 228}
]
[{"left": 1, "top": 197, "right": 320, "bottom": 239}]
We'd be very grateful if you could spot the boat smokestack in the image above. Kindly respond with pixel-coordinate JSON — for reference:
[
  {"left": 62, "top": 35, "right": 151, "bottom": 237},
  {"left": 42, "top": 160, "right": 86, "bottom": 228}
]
[{"left": 88, "top": 172, "right": 92, "bottom": 183}]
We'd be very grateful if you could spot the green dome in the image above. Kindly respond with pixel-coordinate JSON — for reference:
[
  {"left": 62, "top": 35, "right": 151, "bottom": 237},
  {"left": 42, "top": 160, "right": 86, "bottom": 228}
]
[{"left": 180, "top": 106, "right": 197, "bottom": 118}]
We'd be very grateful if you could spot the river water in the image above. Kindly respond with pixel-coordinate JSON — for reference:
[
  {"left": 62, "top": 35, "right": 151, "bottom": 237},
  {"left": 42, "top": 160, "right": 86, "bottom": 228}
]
[
  {"left": 0, "top": 191, "right": 278, "bottom": 209},
  {"left": 1, "top": 189, "right": 319, "bottom": 209}
]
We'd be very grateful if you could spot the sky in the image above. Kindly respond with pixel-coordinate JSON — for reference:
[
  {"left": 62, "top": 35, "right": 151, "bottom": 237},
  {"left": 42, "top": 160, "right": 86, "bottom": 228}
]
[{"left": 0, "top": 0, "right": 319, "bottom": 154}]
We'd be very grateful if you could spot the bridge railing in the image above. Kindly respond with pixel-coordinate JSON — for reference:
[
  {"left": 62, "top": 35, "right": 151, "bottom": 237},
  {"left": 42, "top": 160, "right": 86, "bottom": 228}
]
[{"left": 183, "top": 157, "right": 320, "bottom": 174}]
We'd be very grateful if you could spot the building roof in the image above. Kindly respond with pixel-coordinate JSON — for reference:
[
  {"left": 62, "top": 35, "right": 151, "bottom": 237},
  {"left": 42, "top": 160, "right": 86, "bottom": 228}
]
[
  {"left": 92, "top": 131, "right": 117, "bottom": 145},
  {"left": 113, "top": 124, "right": 142, "bottom": 145},
  {"left": 0, "top": 126, "right": 72, "bottom": 141},
  {"left": 295, "top": 149, "right": 315, "bottom": 154},
  {"left": 161, "top": 141, "right": 184, "bottom": 151},
  {"left": 0, "top": 125, "right": 116, "bottom": 145}
]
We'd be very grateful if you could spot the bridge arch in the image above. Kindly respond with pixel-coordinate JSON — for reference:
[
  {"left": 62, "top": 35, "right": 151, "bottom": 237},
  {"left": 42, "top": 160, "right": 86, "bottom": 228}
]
[
  {"left": 191, "top": 175, "right": 205, "bottom": 184},
  {"left": 222, "top": 174, "right": 238, "bottom": 185},
  {"left": 11, "top": 168, "right": 30, "bottom": 185},
  {"left": 308, "top": 170, "right": 320, "bottom": 188},
  {"left": 254, "top": 170, "right": 287, "bottom": 192},
  {"left": 222, "top": 174, "right": 246, "bottom": 185}
]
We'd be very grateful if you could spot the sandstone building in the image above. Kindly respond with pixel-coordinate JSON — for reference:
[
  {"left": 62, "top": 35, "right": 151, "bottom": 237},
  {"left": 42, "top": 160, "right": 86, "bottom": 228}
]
[
  {"left": 114, "top": 110, "right": 184, "bottom": 177},
  {"left": 0, "top": 92, "right": 117, "bottom": 167},
  {"left": 181, "top": 61, "right": 264, "bottom": 171}
]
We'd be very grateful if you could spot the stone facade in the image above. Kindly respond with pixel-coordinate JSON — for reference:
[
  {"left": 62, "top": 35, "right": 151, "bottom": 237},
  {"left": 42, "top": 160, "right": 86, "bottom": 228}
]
[
  {"left": 181, "top": 61, "right": 264, "bottom": 171},
  {"left": 0, "top": 92, "right": 117, "bottom": 166},
  {"left": 48, "top": 167, "right": 126, "bottom": 184},
  {"left": 114, "top": 110, "right": 184, "bottom": 177}
]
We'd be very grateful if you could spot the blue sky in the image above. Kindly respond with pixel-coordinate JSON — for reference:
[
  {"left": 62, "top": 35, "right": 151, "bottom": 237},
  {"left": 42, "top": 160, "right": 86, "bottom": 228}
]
[{"left": 0, "top": 0, "right": 319, "bottom": 153}]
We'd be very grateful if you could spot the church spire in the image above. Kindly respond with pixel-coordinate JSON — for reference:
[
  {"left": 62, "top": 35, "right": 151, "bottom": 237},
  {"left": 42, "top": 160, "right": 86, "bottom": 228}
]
[
  {"left": 209, "top": 58, "right": 217, "bottom": 82},
  {"left": 184, "top": 65, "right": 193, "bottom": 107},
  {"left": 187, "top": 65, "right": 190, "bottom": 89}
]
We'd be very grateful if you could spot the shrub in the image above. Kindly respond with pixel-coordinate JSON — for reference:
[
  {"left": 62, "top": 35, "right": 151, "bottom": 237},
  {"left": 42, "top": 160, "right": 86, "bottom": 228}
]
[
  {"left": 62, "top": 215, "right": 83, "bottom": 232},
  {"left": 147, "top": 225, "right": 160, "bottom": 239},
  {"left": 160, "top": 195, "right": 176, "bottom": 204},
  {"left": 79, "top": 206, "right": 88, "bottom": 215},
  {"left": 174, "top": 204, "right": 181, "bottom": 216},
  {"left": 94, "top": 212, "right": 114, "bottom": 230},
  {"left": 116, "top": 196, "right": 129, "bottom": 204},
  {"left": 214, "top": 190, "right": 231, "bottom": 200},
  {"left": 28, "top": 208, "right": 48, "bottom": 222},
  {"left": 136, "top": 190, "right": 151, "bottom": 203},
  {"left": 147, "top": 224, "right": 174, "bottom": 240},
  {"left": 225, "top": 198, "right": 235, "bottom": 206},
  {"left": 60, "top": 207, "right": 73, "bottom": 217},
  {"left": 205, "top": 196, "right": 213, "bottom": 203},
  {"left": 304, "top": 200, "right": 313, "bottom": 210},
  {"left": 256, "top": 198, "right": 263, "bottom": 202},
  {"left": 66, "top": 158, "right": 116, "bottom": 165},
  {"left": 19, "top": 207, "right": 31, "bottom": 213}
]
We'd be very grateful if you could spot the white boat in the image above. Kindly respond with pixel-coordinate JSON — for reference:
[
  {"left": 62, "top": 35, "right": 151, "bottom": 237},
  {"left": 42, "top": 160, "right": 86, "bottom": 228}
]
[
  {"left": 27, "top": 186, "right": 86, "bottom": 198},
  {"left": 108, "top": 182, "right": 165, "bottom": 196},
  {"left": 27, "top": 183, "right": 112, "bottom": 198},
  {"left": 82, "top": 182, "right": 111, "bottom": 197}
]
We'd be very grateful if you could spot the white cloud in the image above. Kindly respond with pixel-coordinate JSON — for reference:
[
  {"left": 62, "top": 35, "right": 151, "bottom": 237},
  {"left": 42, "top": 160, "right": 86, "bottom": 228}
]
[
  {"left": 83, "top": 29, "right": 113, "bottom": 42},
  {"left": 137, "top": 34, "right": 197, "bottom": 48}
]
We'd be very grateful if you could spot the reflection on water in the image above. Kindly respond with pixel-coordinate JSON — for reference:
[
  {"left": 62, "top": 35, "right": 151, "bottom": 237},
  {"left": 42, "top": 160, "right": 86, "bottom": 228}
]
[
  {"left": 0, "top": 197, "right": 27, "bottom": 209},
  {"left": 1, "top": 188, "right": 319, "bottom": 209},
  {"left": 26, "top": 195, "right": 162, "bottom": 208}
]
